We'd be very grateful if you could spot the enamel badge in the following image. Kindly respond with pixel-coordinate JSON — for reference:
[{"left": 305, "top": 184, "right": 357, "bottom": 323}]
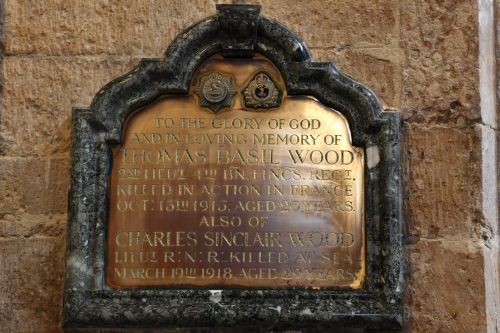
[
  {"left": 195, "top": 72, "right": 236, "bottom": 113},
  {"left": 242, "top": 71, "right": 282, "bottom": 109}
]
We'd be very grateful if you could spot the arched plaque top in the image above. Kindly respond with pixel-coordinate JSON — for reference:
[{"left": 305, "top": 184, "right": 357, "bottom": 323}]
[
  {"left": 106, "top": 53, "right": 366, "bottom": 290},
  {"left": 88, "top": 4, "right": 385, "bottom": 147}
]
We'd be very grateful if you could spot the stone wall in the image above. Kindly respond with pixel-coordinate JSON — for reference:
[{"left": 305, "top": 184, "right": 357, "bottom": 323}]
[{"left": 0, "top": 1, "right": 496, "bottom": 332}]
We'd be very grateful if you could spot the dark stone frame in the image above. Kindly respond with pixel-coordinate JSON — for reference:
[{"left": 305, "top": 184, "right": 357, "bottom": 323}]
[{"left": 63, "top": 4, "right": 403, "bottom": 331}]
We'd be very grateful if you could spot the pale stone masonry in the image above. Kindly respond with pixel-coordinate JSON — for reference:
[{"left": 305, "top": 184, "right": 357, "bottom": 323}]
[
  {"left": 479, "top": 0, "right": 499, "bottom": 332},
  {"left": 0, "top": 1, "right": 497, "bottom": 332}
]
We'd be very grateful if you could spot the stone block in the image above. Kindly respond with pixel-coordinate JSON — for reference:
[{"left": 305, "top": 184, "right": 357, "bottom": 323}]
[
  {"left": 5, "top": 0, "right": 399, "bottom": 57},
  {"left": 400, "top": 0, "right": 480, "bottom": 119},
  {"left": 4, "top": 0, "right": 216, "bottom": 57},
  {"left": 312, "top": 47, "right": 400, "bottom": 108},
  {"left": 0, "top": 238, "right": 65, "bottom": 333},
  {"left": 1, "top": 57, "right": 139, "bottom": 156},
  {"left": 0, "top": 157, "right": 23, "bottom": 215},
  {"left": 0, "top": 157, "right": 69, "bottom": 215},
  {"left": 252, "top": 0, "right": 400, "bottom": 49},
  {"left": 0, "top": 213, "right": 67, "bottom": 238},
  {"left": 403, "top": 124, "right": 482, "bottom": 240},
  {"left": 406, "top": 239, "right": 486, "bottom": 333}
]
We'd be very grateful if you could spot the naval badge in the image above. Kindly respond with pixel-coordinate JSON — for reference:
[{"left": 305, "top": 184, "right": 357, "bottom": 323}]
[
  {"left": 242, "top": 71, "right": 282, "bottom": 109},
  {"left": 195, "top": 72, "right": 236, "bottom": 113}
]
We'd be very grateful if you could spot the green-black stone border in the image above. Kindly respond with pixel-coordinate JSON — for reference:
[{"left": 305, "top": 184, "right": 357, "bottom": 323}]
[{"left": 63, "top": 4, "right": 403, "bottom": 331}]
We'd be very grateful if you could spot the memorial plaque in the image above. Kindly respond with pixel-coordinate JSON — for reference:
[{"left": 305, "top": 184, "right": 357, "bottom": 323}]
[
  {"left": 107, "top": 55, "right": 365, "bottom": 289},
  {"left": 64, "top": 4, "right": 403, "bottom": 331}
]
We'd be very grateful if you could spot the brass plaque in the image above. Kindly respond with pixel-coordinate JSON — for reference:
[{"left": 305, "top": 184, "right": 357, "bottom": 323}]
[{"left": 106, "top": 55, "right": 365, "bottom": 289}]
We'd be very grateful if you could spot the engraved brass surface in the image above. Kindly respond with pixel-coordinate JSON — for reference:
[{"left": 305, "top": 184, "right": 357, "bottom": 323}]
[{"left": 106, "top": 55, "right": 365, "bottom": 289}]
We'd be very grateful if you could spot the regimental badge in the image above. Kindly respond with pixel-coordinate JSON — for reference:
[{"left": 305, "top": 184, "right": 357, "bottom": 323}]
[
  {"left": 242, "top": 71, "right": 282, "bottom": 109},
  {"left": 195, "top": 72, "right": 236, "bottom": 113}
]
